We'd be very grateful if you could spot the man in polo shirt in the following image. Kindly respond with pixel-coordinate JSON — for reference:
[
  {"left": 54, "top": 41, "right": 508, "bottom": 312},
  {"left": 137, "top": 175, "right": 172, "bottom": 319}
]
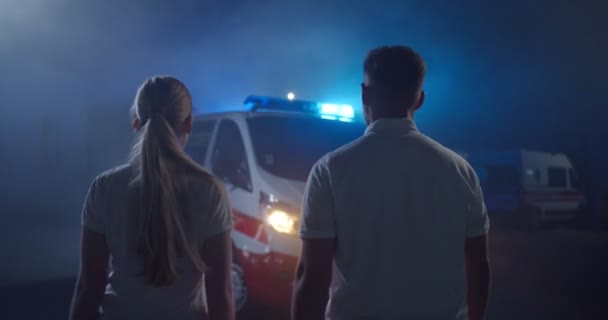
[{"left": 292, "top": 46, "right": 491, "bottom": 320}]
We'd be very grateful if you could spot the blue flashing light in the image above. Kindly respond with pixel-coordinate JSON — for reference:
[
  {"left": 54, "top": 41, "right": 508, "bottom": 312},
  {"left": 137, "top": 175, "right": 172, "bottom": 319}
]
[
  {"left": 319, "top": 103, "right": 354, "bottom": 120},
  {"left": 339, "top": 104, "right": 355, "bottom": 118},
  {"left": 320, "top": 103, "right": 339, "bottom": 115},
  {"left": 245, "top": 95, "right": 318, "bottom": 113},
  {"left": 321, "top": 114, "right": 337, "bottom": 120},
  {"left": 245, "top": 95, "right": 356, "bottom": 121}
]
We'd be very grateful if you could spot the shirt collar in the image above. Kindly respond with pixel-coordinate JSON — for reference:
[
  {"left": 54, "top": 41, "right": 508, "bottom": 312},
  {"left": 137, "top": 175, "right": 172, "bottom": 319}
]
[{"left": 364, "top": 117, "right": 418, "bottom": 136}]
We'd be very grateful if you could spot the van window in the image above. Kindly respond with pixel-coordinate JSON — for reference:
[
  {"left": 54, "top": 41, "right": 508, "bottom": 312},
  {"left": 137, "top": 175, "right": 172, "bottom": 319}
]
[
  {"left": 548, "top": 167, "right": 567, "bottom": 188},
  {"left": 211, "top": 120, "right": 252, "bottom": 192},
  {"left": 185, "top": 120, "right": 215, "bottom": 165},
  {"left": 476, "top": 165, "right": 519, "bottom": 187}
]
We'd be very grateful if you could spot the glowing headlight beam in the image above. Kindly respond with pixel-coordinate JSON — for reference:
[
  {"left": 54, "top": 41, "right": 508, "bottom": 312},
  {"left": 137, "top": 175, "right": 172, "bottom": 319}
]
[{"left": 266, "top": 210, "right": 297, "bottom": 234}]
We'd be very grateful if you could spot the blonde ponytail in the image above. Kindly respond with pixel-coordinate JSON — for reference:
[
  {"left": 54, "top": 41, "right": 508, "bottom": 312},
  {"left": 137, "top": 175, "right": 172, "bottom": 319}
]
[{"left": 129, "top": 76, "right": 211, "bottom": 286}]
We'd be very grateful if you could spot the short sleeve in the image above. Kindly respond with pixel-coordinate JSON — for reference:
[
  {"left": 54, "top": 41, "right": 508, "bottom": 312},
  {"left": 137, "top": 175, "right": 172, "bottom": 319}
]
[
  {"left": 300, "top": 160, "right": 336, "bottom": 239},
  {"left": 204, "top": 180, "right": 233, "bottom": 239},
  {"left": 466, "top": 172, "right": 490, "bottom": 238},
  {"left": 81, "top": 177, "right": 105, "bottom": 234}
]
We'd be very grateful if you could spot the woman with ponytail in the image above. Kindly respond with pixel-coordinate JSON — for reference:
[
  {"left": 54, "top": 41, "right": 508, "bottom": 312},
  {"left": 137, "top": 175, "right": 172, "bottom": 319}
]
[{"left": 70, "top": 77, "right": 234, "bottom": 320}]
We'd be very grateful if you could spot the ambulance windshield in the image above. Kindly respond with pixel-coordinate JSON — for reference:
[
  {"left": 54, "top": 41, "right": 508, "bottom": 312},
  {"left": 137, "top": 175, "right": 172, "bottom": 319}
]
[{"left": 247, "top": 115, "right": 365, "bottom": 181}]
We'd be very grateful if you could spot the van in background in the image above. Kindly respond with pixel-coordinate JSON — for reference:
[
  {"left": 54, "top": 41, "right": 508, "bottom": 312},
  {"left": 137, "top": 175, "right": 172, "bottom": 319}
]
[{"left": 460, "top": 150, "right": 586, "bottom": 227}]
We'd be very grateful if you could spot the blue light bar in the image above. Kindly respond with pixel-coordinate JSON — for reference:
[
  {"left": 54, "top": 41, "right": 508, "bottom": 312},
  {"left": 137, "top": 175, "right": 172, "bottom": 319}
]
[
  {"left": 245, "top": 95, "right": 318, "bottom": 113},
  {"left": 245, "top": 95, "right": 355, "bottom": 121},
  {"left": 319, "top": 103, "right": 354, "bottom": 119},
  {"left": 321, "top": 114, "right": 337, "bottom": 120}
]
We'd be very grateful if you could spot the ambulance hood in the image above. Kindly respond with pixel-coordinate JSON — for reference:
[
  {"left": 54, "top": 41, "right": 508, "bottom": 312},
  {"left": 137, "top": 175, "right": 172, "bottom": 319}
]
[{"left": 257, "top": 169, "right": 307, "bottom": 209}]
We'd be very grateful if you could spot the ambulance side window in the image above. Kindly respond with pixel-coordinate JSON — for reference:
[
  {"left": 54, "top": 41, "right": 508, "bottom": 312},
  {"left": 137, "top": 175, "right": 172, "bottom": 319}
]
[
  {"left": 211, "top": 120, "right": 252, "bottom": 192},
  {"left": 184, "top": 119, "right": 216, "bottom": 166}
]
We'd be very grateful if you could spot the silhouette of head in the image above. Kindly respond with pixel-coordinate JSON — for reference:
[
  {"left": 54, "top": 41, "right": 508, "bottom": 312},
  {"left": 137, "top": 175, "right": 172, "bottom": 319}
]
[
  {"left": 362, "top": 46, "right": 426, "bottom": 124},
  {"left": 131, "top": 76, "right": 193, "bottom": 147}
]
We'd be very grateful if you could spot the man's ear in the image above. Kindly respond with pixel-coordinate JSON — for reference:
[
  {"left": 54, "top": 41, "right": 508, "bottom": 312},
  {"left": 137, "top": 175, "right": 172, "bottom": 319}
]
[
  {"left": 184, "top": 114, "right": 193, "bottom": 134},
  {"left": 413, "top": 90, "right": 425, "bottom": 111},
  {"left": 361, "top": 83, "right": 371, "bottom": 107},
  {"left": 362, "top": 83, "right": 374, "bottom": 124}
]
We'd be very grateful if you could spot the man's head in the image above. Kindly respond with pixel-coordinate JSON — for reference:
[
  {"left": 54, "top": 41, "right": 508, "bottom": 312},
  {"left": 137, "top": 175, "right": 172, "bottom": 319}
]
[{"left": 362, "top": 46, "right": 426, "bottom": 124}]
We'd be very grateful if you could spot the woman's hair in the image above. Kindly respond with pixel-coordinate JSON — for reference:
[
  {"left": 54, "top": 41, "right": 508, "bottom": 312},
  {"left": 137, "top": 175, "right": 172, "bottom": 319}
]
[{"left": 129, "top": 76, "right": 211, "bottom": 286}]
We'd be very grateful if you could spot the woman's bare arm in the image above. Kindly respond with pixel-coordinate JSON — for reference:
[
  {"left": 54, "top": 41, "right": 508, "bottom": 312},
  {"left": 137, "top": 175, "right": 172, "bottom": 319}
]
[
  {"left": 70, "top": 227, "right": 109, "bottom": 320},
  {"left": 203, "top": 231, "right": 235, "bottom": 320}
]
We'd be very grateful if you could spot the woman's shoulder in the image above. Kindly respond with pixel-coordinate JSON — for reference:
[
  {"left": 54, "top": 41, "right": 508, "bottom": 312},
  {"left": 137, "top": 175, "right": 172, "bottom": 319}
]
[
  {"left": 91, "top": 164, "right": 134, "bottom": 189},
  {"left": 96, "top": 163, "right": 132, "bottom": 179},
  {"left": 185, "top": 170, "right": 223, "bottom": 193},
  {"left": 183, "top": 171, "right": 231, "bottom": 205}
]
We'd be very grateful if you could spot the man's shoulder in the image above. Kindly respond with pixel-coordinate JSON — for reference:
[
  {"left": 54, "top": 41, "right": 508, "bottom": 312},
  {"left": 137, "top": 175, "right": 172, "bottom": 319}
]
[
  {"left": 317, "top": 136, "right": 367, "bottom": 167},
  {"left": 415, "top": 133, "right": 471, "bottom": 168},
  {"left": 417, "top": 134, "right": 481, "bottom": 191}
]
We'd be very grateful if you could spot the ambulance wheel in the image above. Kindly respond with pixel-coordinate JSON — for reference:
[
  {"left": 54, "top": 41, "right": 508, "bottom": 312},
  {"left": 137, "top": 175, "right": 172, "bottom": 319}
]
[{"left": 232, "top": 263, "right": 250, "bottom": 317}]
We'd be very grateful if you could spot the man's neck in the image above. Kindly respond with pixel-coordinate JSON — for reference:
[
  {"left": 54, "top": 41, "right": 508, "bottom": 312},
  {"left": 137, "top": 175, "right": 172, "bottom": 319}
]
[{"left": 369, "top": 114, "right": 413, "bottom": 123}]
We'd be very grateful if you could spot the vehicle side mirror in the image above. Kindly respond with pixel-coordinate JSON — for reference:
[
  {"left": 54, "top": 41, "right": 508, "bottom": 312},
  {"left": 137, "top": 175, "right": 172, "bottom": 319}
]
[{"left": 215, "top": 158, "right": 250, "bottom": 192}]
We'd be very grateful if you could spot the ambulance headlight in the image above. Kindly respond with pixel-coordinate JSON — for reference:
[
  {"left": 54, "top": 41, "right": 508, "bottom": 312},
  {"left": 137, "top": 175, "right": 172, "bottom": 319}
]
[{"left": 266, "top": 210, "right": 299, "bottom": 235}]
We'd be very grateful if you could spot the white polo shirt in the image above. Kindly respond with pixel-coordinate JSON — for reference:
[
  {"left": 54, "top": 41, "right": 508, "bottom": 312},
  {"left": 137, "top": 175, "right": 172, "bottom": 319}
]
[
  {"left": 81, "top": 164, "right": 233, "bottom": 320},
  {"left": 300, "top": 118, "right": 489, "bottom": 320}
]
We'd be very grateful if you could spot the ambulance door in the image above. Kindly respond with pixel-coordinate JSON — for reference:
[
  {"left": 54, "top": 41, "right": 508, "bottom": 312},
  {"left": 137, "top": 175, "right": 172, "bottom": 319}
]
[
  {"left": 184, "top": 118, "right": 217, "bottom": 168},
  {"left": 210, "top": 119, "right": 267, "bottom": 252}
]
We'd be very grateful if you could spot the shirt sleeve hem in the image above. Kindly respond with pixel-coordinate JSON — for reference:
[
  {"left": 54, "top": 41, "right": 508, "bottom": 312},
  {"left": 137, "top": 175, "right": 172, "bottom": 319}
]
[
  {"left": 465, "top": 227, "right": 489, "bottom": 238},
  {"left": 299, "top": 231, "right": 337, "bottom": 239},
  {"left": 82, "top": 222, "right": 105, "bottom": 234},
  {"left": 205, "top": 225, "right": 233, "bottom": 239}
]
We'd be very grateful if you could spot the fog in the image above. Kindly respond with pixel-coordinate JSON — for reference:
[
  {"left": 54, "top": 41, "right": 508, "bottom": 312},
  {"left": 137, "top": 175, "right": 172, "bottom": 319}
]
[{"left": 1, "top": 0, "right": 607, "bottom": 289}]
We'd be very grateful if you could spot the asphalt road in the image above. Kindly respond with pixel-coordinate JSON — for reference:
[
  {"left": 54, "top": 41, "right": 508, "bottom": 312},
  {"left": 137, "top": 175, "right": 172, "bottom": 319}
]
[
  {"left": 1, "top": 223, "right": 607, "bottom": 320},
  {"left": 487, "top": 226, "right": 608, "bottom": 319}
]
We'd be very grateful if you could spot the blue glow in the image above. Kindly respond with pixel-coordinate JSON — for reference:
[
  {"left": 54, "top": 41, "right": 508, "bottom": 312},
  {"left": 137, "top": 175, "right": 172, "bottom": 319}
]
[
  {"left": 319, "top": 103, "right": 354, "bottom": 119},
  {"left": 321, "top": 114, "right": 337, "bottom": 120},
  {"left": 320, "top": 103, "right": 339, "bottom": 114},
  {"left": 244, "top": 96, "right": 357, "bottom": 121},
  {"left": 339, "top": 104, "right": 355, "bottom": 118}
]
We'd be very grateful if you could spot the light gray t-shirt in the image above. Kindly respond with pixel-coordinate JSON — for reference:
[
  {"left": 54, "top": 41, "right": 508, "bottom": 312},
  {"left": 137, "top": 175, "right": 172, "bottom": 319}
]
[
  {"left": 82, "top": 164, "right": 233, "bottom": 320},
  {"left": 300, "top": 118, "right": 489, "bottom": 320}
]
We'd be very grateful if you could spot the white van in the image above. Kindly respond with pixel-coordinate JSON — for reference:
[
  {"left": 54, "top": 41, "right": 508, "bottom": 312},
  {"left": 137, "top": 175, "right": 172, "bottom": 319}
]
[
  {"left": 460, "top": 150, "right": 586, "bottom": 227},
  {"left": 185, "top": 96, "right": 365, "bottom": 315}
]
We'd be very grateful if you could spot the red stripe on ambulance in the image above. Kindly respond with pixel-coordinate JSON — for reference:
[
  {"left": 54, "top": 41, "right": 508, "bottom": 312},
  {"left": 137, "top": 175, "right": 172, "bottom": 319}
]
[{"left": 233, "top": 210, "right": 269, "bottom": 244}]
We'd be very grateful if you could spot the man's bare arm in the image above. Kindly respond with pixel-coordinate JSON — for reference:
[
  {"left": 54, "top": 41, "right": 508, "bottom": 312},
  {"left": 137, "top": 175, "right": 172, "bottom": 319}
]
[
  {"left": 291, "top": 238, "right": 336, "bottom": 320},
  {"left": 465, "top": 234, "right": 490, "bottom": 320}
]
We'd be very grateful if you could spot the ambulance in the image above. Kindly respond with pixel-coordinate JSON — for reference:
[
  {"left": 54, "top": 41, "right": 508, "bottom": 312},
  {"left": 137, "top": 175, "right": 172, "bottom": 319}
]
[
  {"left": 460, "top": 150, "right": 586, "bottom": 227},
  {"left": 185, "top": 95, "right": 365, "bottom": 315}
]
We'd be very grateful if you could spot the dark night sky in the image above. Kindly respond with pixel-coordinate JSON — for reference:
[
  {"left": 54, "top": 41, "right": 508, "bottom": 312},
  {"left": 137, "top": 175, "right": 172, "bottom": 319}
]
[{"left": 1, "top": 0, "right": 607, "bottom": 218}]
